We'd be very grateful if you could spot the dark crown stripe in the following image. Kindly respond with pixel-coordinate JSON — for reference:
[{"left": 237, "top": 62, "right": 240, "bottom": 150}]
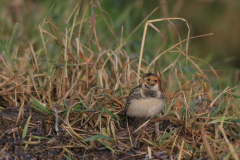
[{"left": 142, "top": 72, "right": 156, "bottom": 78}]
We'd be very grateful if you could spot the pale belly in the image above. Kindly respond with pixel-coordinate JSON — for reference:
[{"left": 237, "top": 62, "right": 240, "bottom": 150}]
[{"left": 126, "top": 98, "right": 165, "bottom": 118}]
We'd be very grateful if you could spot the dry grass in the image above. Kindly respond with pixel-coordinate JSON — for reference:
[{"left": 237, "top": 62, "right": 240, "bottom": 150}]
[{"left": 0, "top": 1, "right": 240, "bottom": 160}]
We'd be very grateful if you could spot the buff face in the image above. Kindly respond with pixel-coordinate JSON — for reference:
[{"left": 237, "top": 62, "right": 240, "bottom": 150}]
[{"left": 140, "top": 74, "right": 160, "bottom": 91}]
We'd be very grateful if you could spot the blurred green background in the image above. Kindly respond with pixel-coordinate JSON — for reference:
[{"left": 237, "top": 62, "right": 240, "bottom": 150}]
[{"left": 0, "top": 0, "right": 240, "bottom": 90}]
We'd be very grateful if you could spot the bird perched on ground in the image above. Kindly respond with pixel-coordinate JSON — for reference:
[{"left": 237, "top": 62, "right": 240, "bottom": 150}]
[{"left": 125, "top": 73, "right": 165, "bottom": 119}]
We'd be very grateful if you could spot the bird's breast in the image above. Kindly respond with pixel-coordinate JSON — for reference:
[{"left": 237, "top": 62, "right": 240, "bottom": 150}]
[{"left": 126, "top": 98, "right": 164, "bottom": 118}]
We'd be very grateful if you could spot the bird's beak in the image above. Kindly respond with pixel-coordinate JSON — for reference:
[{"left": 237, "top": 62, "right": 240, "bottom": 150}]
[{"left": 139, "top": 79, "right": 145, "bottom": 83}]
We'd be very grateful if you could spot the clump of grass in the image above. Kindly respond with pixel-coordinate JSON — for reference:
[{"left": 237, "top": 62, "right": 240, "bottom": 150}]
[{"left": 0, "top": 1, "right": 240, "bottom": 159}]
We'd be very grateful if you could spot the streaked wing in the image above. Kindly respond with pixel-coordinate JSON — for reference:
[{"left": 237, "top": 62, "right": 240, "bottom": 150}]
[{"left": 125, "top": 85, "right": 141, "bottom": 114}]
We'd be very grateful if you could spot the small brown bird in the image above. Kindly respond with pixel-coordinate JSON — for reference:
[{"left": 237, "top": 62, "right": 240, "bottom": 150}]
[{"left": 125, "top": 73, "right": 165, "bottom": 119}]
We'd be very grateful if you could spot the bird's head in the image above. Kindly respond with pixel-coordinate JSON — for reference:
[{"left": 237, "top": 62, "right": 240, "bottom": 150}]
[{"left": 139, "top": 73, "right": 161, "bottom": 91}]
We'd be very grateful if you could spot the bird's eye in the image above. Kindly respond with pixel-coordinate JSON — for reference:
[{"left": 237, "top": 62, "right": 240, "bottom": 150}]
[
  {"left": 148, "top": 78, "right": 150, "bottom": 81},
  {"left": 154, "top": 80, "right": 157, "bottom": 83}
]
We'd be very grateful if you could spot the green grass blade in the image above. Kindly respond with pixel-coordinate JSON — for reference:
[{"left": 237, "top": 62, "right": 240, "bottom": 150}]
[
  {"left": 29, "top": 135, "right": 50, "bottom": 139},
  {"left": 158, "top": 131, "right": 174, "bottom": 146},
  {"left": 97, "top": 139, "right": 115, "bottom": 153},
  {"left": 0, "top": 37, "right": 16, "bottom": 73},
  {"left": 43, "top": 0, "right": 56, "bottom": 22},
  {"left": 68, "top": 2, "right": 80, "bottom": 48},
  {"left": 22, "top": 114, "right": 32, "bottom": 139},
  {"left": 210, "top": 105, "right": 225, "bottom": 117},
  {"left": 31, "top": 97, "right": 52, "bottom": 115},
  {"left": 224, "top": 93, "right": 240, "bottom": 100},
  {"left": 83, "top": 134, "right": 112, "bottom": 142},
  {"left": 224, "top": 124, "right": 238, "bottom": 139},
  {"left": 143, "top": 138, "right": 157, "bottom": 147},
  {"left": 55, "top": 23, "right": 68, "bottom": 35},
  {"left": 63, "top": 154, "right": 72, "bottom": 160},
  {"left": 24, "top": 140, "right": 29, "bottom": 151},
  {"left": 230, "top": 118, "right": 240, "bottom": 123},
  {"left": 211, "top": 99, "right": 240, "bottom": 117},
  {"left": 8, "top": 23, "right": 19, "bottom": 51},
  {"left": 103, "top": 107, "right": 119, "bottom": 120},
  {"left": 209, "top": 114, "right": 240, "bottom": 123},
  {"left": 185, "top": 142, "right": 193, "bottom": 150},
  {"left": 78, "top": 96, "right": 87, "bottom": 109}
]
